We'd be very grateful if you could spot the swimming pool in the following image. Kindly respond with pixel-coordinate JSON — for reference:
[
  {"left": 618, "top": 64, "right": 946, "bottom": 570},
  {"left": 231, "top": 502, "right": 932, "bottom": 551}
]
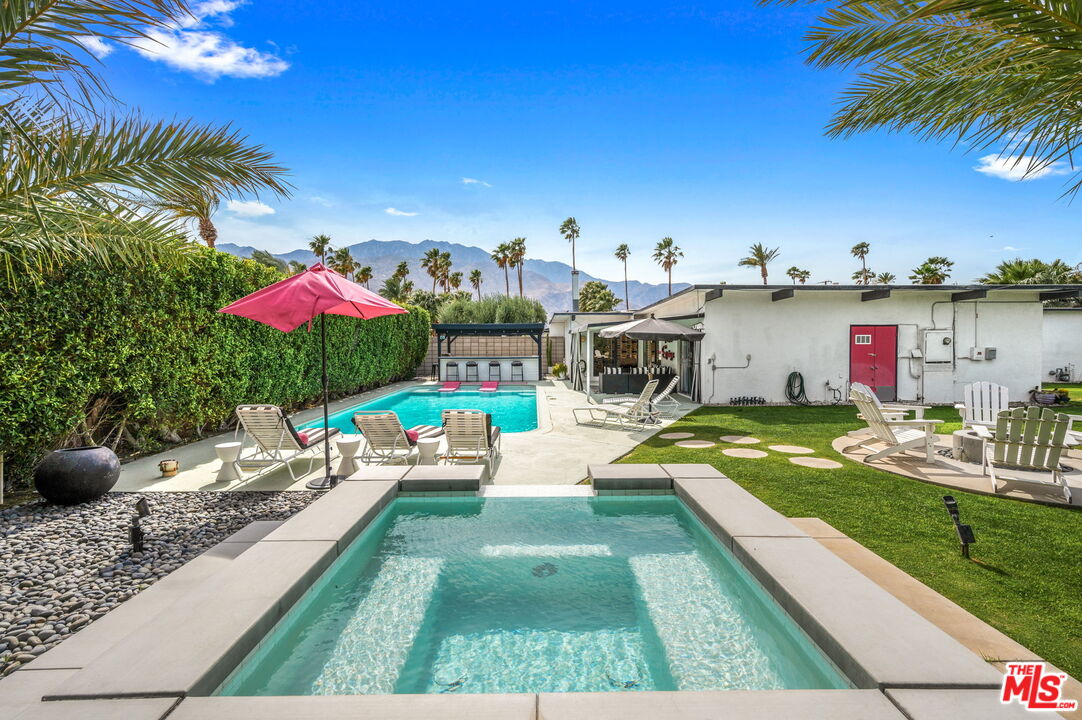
[
  {"left": 218, "top": 497, "right": 848, "bottom": 696},
  {"left": 301, "top": 386, "right": 539, "bottom": 434}
]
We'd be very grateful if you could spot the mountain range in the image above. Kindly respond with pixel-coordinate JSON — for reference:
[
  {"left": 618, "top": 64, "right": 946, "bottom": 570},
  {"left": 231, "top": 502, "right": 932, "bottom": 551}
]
[{"left": 217, "top": 239, "right": 688, "bottom": 312}]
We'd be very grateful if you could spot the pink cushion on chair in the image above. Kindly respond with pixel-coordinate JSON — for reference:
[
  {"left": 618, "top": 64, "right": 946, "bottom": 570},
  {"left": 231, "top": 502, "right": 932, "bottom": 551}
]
[
  {"left": 405, "top": 429, "right": 419, "bottom": 443},
  {"left": 296, "top": 431, "right": 309, "bottom": 445}
]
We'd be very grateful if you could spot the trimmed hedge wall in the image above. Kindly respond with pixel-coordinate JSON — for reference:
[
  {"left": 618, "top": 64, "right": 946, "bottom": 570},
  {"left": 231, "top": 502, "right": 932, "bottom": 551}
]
[{"left": 0, "top": 248, "right": 430, "bottom": 487}]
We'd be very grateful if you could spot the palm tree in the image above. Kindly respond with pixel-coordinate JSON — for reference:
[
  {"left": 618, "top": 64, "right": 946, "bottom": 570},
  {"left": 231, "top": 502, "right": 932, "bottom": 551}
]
[
  {"left": 379, "top": 275, "right": 412, "bottom": 303},
  {"left": 436, "top": 251, "right": 452, "bottom": 292},
  {"left": 393, "top": 261, "right": 410, "bottom": 280},
  {"left": 786, "top": 266, "right": 802, "bottom": 284},
  {"left": 509, "top": 237, "right": 527, "bottom": 296},
  {"left": 250, "top": 249, "right": 286, "bottom": 273},
  {"left": 309, "top": 234, "right": 333, "bottom": 264},
  {"left": 851, "top": 268, "right": 875, "bottom": 285},
  {"left": 448, "top": 271, "right": 463, "bottom": 290},
  {"left": 156, "top": 187, "right": 220, "bottom": 248},
  {"left": 796, "top": 269, "right": 811, "bottom": 284},
  {"left": 0, "top": 1, "right": 290, "bottom": 284},
  {"left": 738, "top": 243, "right": 780, "bottom": 285},
  {"left": 287, "top": 260, "right": 307, "bottom": 275},
  {"left": 782, "top": 0, "right": 1082, "bottom": 196},
  {"left": 980, "top": 259, "right": 1082, "bottom": 285},
  {"left": 652, "top": 237, "right": 683, "bottom": 295},
  {"left": 559, "top": 217, "right": 580, "bottom": 273},
  {"left": 614, "top": 244, "right": 631, "bottom": 308},
  {"left": 356, "top": 265, "right": 373, "bottom": 288},
  {"left": 850, "top": 242, "right": 870, "bottom": 284},
  {"left": 491, "top": 242, "right": 512, "bottom": 295},
  {"left": 876, "top": 272, "right": 896, "bottom": 284},
  {"left": 909, "top": 257, "right": 954, "bottom": 285},
  {"left": 421, "top": 248, "right": 443, "bottom": 293},
  {"left": 469, "top": 269, "right": 483, "bottom": 300},
  {"left": 330, "top": 247, "right": 357, "bottom": 280}
]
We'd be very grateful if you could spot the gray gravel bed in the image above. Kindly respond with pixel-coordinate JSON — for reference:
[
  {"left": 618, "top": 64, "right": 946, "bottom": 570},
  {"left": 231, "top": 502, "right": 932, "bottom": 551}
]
[{"left": 0, "top": 491, "right": 318, "bottom": 676}]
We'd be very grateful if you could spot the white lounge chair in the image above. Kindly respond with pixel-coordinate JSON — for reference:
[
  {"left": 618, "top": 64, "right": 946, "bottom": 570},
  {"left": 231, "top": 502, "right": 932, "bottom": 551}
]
[
  {"left": 972, "top": 407, "right": 1073, "bottom": 503},
  {"left": 441, "top": 409, "right": 501, "bottom": 466},
  {"left": 573, "top": 380, "right": 659, "bottom": 427},
  {"left": 846, "top": 387, "right": 942, "bottom": 463},
  {"left": 850, "top": 381, "right": 928, "bottom": 420},
  {"left": 618, "top": 375, "right": 680, "bottom": 418},
  {"left": 234, "top": 405, "right": 340, "bottom": 481},
  {"left": 353, "top": 411, "right": 443, "bottom": 465},
  {"left": 954, "top": 381, "right": 1009, "bottom": 430}
]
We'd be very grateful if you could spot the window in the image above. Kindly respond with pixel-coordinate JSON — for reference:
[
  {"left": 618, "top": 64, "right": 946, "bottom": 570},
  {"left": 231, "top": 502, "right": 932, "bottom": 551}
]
[{"left": 854, "top": 334, "right": 872, "bottom": 345}]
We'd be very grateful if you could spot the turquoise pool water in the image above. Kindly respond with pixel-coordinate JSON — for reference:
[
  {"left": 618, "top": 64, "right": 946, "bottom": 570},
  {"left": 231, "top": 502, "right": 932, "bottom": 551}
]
[
  {"left": 300, "top": 387, "right": 538, "bottom": 434},
  {"left": 218, "top": 497, "right": 848, "bottom": 696}
]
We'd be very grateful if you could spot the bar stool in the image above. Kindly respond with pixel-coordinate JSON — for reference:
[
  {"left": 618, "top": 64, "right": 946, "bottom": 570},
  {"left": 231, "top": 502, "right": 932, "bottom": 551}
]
[
  {"left": 511, "top": 361, "right": 524, "bottom": 382},
  {"left": 466, "top": 361, "right": 479, "bottom": 382},
  {"left": 488, "top": 361, "right": 502, "bottom": 381},
  {"left": 446, "top": 362, "right": 459, "bottom": 381}
]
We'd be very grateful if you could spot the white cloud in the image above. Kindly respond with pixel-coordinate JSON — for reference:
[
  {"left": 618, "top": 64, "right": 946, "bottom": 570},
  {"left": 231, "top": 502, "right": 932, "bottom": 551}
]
[
  {"left": 973, "top": 154, "right": 1071, "bottom": 182},
  {"left": 462, "top": 177, "right": 492, "bottom": 187},
  {"left": 226, "top": 199, "right": 275, "bottom": 217},
  {"left": 1000, "top": 245, "right": 1021, "bottom": 252},
  {"left": 385, "top": 207, "right": 419, "bottom": 216},
  {"left": 78, "top": 36, "right": 114, "bottom": 58},
  {"left": 308, "top": 195, "right": 333, "bottom": 207}
]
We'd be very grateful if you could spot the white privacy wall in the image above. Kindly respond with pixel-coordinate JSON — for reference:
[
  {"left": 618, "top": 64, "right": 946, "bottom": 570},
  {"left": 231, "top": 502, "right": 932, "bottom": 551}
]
[
  {"left": 1042, "top": 310, "right": 1082, "bottom": 382},
  {"left": 698, "top": 290, "right": 1044, "bottom": 404}
]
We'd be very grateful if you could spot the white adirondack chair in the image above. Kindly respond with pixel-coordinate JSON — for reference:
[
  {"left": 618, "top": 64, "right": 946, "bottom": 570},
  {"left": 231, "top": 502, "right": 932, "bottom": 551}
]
[
  {"left": 972, "top": 407, "right": 1073, "bottom": 503},
  {"left": 573, "top": 379, "right": 659, "bottom": 427},
  {"left": 846, "top": 387, "right": 943, "bottom": 463},
  {"left": 850, "top": 381, "right": 928, "bottom": 420},
  {"left": 954, "top": 381, "right": 1009, "bottom": 430}
]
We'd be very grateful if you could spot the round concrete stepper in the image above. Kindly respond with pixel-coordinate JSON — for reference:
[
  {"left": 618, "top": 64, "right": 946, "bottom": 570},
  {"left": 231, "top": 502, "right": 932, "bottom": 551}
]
[
  {"left": 789, "top": 456, "right": 843, "bottom": 469},
  {"left": 768, "top": 444, "right": 815, "bottom": 455},
  {"left": 659, "top": 432, "right": 695, "bottom": 440},
  {"left": 674, "top": 439, "right": 716, "bottom": 449},
  {"left": 722, "top": 448, "right": 769, "bottom": 459},
  {"left": 719, "top": 435, "right": 761, "bottom": 444}
]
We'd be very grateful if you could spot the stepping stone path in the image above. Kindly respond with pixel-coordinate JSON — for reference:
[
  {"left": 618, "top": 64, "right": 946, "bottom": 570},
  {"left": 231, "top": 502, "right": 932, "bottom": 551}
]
[
  {"left": 674, "top": 440, "right": 716, "bottom": 449},
  {"left": 659, "top": 432, "right": 694, "bottom": 440},
  {"left": 722, "top": 448, "right": 768, "bottom": 459},
  {"left": 719, "top": 435, "right": 761, "bottom": 444},
  {"left": 789, "top": 457, "right": 843, "bottom": 469},
  {"left": 768, "top": 445, "right": 815, "bottom": 454}
]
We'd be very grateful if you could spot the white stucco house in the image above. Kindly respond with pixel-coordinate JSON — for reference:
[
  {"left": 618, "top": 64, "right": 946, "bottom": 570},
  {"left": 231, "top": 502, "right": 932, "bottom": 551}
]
[
  {"left": 1042, "top": 307, "right": 1082, "bottom": 383},
  {"left": 549, "top": 284, "right": 1082, "bottom": 405}
]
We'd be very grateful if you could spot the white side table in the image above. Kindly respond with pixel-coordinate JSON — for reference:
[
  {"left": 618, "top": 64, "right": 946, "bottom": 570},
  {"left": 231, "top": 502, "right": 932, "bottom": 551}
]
[
  {"left": 214, "top": 441, "right": 242, "bottom": 482},
  {"left": 416, "top": 437, "right": 442, "bottom": 465},
  {"left": 336, "top": 435, "right": 363, "bottom": 477}
]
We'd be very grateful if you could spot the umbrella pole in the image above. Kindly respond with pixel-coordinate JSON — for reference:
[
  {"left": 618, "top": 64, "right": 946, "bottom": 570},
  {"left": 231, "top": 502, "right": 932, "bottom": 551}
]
[{"left": 306, "top": 313, "right": 336, "bottom": 490}]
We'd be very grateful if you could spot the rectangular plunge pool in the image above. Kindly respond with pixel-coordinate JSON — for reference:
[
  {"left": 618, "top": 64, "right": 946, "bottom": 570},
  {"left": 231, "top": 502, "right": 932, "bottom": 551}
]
[{"left": 218, "top": 497, "right": 848, "bottom": 695}]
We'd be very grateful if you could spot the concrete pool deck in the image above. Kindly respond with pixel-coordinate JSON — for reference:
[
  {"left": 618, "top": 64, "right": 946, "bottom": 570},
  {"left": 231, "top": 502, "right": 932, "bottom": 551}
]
[
  {"left": 111, "top": 380, "right": 696, "bottom": 492},
  {"left": 3, "top": 463, "right": 1045, "bottom": 720}
]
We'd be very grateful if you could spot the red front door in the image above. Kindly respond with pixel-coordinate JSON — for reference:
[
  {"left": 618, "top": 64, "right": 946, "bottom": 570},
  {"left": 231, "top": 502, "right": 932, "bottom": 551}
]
[{"left": 850, "top": 326, "right": 898, "bottom": 401}]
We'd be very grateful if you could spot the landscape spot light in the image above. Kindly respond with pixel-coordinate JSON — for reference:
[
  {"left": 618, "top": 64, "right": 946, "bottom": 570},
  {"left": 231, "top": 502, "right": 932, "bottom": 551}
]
[
  {"left": 942, "top": 495, "right": 976, "bottom": 558},
  {"left": 130, "top": 496, "right": 151, "bottom": 553}
]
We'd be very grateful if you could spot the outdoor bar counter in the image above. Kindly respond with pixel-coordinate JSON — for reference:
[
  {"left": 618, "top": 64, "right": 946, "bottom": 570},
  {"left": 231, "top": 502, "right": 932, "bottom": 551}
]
[{"left": 439, "top": 356, "right": 540, "bottom": 382}]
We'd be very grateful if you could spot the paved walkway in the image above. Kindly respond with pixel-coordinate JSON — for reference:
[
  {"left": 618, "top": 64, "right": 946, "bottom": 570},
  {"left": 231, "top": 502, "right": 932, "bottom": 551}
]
[{"left": 112, "top": 380, "right": 697, "bottom": 492}]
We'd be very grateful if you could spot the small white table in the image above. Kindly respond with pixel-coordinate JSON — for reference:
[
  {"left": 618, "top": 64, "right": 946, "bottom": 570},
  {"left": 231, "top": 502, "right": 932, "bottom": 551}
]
[
  {"left": 336, "top": 435, "right": 363, "bottom": 477},
  {"left": 214, "top": 441, "right": 243, "bottom": 482},
  {"left": 416, "top": 437, "right": 442, "bottom": 465}
]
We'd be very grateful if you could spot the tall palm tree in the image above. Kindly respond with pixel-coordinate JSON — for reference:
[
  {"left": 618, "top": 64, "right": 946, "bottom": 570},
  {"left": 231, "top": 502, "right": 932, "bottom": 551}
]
[
  {"left": 781, "top": 0, "right": 1082, "bottom": 197},
  {"left": 156, "top": 187, "right": 220, "bottom": 248},
  {"left": 851, "top": 268, "right": 875, "bottom": 285},
  {"left": 614, "top": 244, "right": 631, "bottom": 309},
  {"left": 448, "top": 271, "right": 463, "bottom": 291},
  {"left": 287, "top": 260, "right": 307, "bottom": 275},
  {"left": 876, "top": 271, "right": 896, "bottom": 284},
  {"left": 393, "top": 261, "right": 410, "bottom": 280},
  {"left": 469, "top": 269, "right": 483, "bottom": 300},
  {"left": 356, "top": 265, "right": 373, "bottom": 288},
  {"left": 509, "top": 237, "right": 527, "bottom": 296},
  {"left": 851, "top": 242, "right": 870, "bottom": 283},
  {"left": 491, "top": 242, "right": 512, "bottom": 295},
  {"left": 652, "top": 237, "right": 683, "bottom": 296},
  {"left": 309, "top": 234, "right": 333, "bottom": 264},
  {"left": 330, "top": 247, "right": 357, "bottom": 280},
  {"left": 738, "top": 243, "right": 780, "bottom": 285},
  {"left": 786, "top": 266, "right": 801, "bottom": 284},
  {"left": 559, "top": 217, "right": 580, "bottom": 273},
  {"left": 0, "top": 0, "right": 290, "bottom": 284},
  {"left": 436, "top": 251, "right": 452, "bottom": 292},
  {"left": 909, "top": 257, "right": 954, "bottom": 285},
  {"left": 421, "top": 248, "right": 443, "bottom": 293}
]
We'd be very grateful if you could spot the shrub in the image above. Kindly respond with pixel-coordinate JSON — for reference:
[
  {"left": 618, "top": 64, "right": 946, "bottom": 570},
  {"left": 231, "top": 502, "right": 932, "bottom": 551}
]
[
  {"left": 0, "top": 248, "right": 430, "bottom": 488},
  {"left": 434, "top": 294, "right": 546, "bottom": 324}
]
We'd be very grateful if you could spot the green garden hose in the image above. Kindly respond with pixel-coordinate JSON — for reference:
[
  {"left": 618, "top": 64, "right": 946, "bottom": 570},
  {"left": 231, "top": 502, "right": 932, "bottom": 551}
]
[{"left": 785, "top": 371, "right": 810, "bottom": 405}]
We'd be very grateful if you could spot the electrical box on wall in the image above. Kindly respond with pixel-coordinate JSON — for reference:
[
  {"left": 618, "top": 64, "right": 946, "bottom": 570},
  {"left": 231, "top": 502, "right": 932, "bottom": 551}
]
[
  {"left": 968, "top": 346, "right": 998, "bottom": 361},
  {"left": 921, "top": 329, "right": 954, "bottom": 364},
  {"left": 985, "top": 347, "right": 997, "bottom": 360}
]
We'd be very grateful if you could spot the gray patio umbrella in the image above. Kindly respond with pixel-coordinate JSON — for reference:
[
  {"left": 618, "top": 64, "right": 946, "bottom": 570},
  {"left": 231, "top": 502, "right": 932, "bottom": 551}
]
[{"left": 597, "top": 315, "right": 704, "bottom": 341}]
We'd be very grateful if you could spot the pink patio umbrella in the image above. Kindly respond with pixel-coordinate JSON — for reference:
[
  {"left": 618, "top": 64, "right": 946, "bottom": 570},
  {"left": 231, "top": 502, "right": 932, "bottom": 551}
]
[{"left": 220, "top": 262, "right": 407, "bottom": 489}]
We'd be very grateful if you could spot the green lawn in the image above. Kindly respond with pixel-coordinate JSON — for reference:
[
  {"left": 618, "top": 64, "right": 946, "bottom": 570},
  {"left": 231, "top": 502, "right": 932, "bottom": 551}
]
[{"left": 620, "top": 399, "right": 1082, "bottom": 680}]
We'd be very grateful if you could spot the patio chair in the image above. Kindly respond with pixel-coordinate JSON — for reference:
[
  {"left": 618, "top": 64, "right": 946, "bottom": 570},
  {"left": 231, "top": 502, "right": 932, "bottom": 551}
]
[
  {"left": 618, "top": 375, "right": 680, "bottom": 418},
  {"left": 445, "top": 362, "right": 460, "bottom": 381},
  {"left": 850, "top": 381, "right": 928, "bottom": 420},
  {"left": 573, "top": 379, "right": 659, "bottom": 427},
  {"left": 234, "top": 405, "right": 340, "bottom": 482},
  {"left": 845, "top": 387, "right": 942, "bottom": 463},
  {"left": 441, "top": 409, "right": 501, "bottom": 466},
  {"left": 972, "top": 407, "right": 1072, "bottom": 503},
  {"left": 353, "top": 411, "right": 443, "bottom": 465},
  {"left": 954, "top": 381, "right": 1009, "bottom": 430},
  {"left": 511, "top": 361, "right": 524, "bottom": 382},
  {"left": 466, "top": 361, "right": 479, "bottom": 382},
  {"left": 489, "top": 361, "right": 502, "bottom": 381}
]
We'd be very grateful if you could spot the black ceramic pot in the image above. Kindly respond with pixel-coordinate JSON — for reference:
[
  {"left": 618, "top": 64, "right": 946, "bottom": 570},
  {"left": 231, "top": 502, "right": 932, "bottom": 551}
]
[{"left": 33, "top": 446, "right": 121, "bottom": 505}]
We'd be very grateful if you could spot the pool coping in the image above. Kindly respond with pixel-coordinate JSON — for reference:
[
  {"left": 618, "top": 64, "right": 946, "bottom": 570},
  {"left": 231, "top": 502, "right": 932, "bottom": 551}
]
[{"left": 7, "top": 464, "right": 1017, "bottom": 719}]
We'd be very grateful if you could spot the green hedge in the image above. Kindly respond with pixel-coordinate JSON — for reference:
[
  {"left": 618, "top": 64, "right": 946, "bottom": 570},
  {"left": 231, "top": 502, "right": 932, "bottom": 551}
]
[{"left": 0, "top": 248, "right": 430, "bottom": 487}]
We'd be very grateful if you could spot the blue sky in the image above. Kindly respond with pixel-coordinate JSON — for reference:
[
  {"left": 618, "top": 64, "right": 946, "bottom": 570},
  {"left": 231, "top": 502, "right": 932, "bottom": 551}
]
[{"left": 99, "top": 0, "right": 1079, "bottom": 285}]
